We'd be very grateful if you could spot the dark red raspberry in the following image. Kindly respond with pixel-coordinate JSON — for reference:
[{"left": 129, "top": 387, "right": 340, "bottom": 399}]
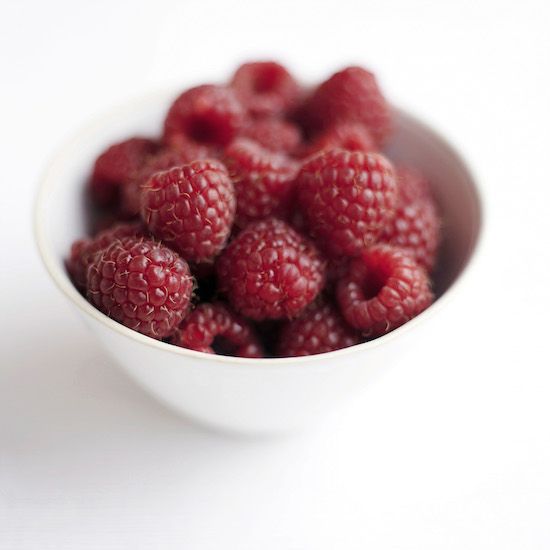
[
  {"left": 140, "top": 160, "right": 236, "bottom": 262},
  {"left": 241, "top": 117, "right": 302, "bottom": 154},
  {"left": 172, "top": 302, "right": 263, "bottom": 358},
  {"left": 89, "top": 137, "right": 159, "bottom": 207},
  {"left": 301, "top": 121, "right": 377, "bottom": 158},
  {"left": 336, "top": 244, "right": 433, "bottom": 338},
  {"left": 224, "top": 138, "right": 299, "bottom": 228},
  {"left": 296, "top": 149, "right": 397, "bottom": 257},
  {"left": 277, "top": 299, "right": 361, "bottom": 357},
  {"left": 230, "top": 61, "right": 301, "bottom": 117},
  {"left": 216, "top": 218, "right": 326, "bottom": 320},
  {"left": 379, "top": 165, "right": 441, "bottom": 273},
  {"left": 121, "top": 148, "right": 189, "bottom": 216},
  {"left": 163, "top": 85, "right": 246, "bottom": 150},
  {"left": 66, "top": 221, "right": 148, "bottom": 291},
  {"left": 302, "top": 67, "right": 392, "bottom": 147},
  {"left": 380, "top": 197, "right": 441, "bottom": 273},
  {"left": 87, "top": 236, "right": 194, "bottom": 339}
]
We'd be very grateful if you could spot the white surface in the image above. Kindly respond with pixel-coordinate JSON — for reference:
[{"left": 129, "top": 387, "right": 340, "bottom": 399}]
[{"left": 1, "top": 0, "right": 549, "bottom": 548}]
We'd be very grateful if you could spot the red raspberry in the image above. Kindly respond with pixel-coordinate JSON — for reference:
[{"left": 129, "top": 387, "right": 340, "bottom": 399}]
[
  {"left": 241, "top": 117, "right": 302, "bottom": 154},
  {"left": 140, "top": 159, "right": 236, "bottom": 262},
  {"left": 380, "top": 197, "right": 441, "bottom": 273},
  {"left": 87, "top": 237, "right": 194, "bottom": 339},
  {"left": 121, "top": 148, "right": 189, "bottom": 216},
  {"left": 303, "top": 67, "right": 392, "bottom": 147},
  {"left": 89, "top": 137, "right": 159, "bottom": 207},
  {"left": 296, "top": 149, "right": 397, "bottom": 257},
  {"left": 172, "top": 302, "right": 263, "bottom": 358},
  {"left": 230, "top": 61, "right": 301, "bottom": 117},
  {"left": 301, "top": 121, "right": 378, "bottom": 158},
  {"left": 277, "top": 299, "right": 361, "bottom": 357},
  {"left": 379, "top": 165, "right": 441, "bottom": 272},
  {"left": 163, "top": 85, "right": 246, "bottom": 150},
  {"left": 336, "top": 244, "right": 433, "bottom": 338},
  {"left": 224, "top": 138, "right": 299, "bottom": 228},
  {"left": 66, "top": 221, "right": 148, "bottom": 291},
  {"left": 216, "top": 218, "right": 326, "bottom": 320},
  {"left": 395, "top": 164, "right": 433, "bottom": 204}
]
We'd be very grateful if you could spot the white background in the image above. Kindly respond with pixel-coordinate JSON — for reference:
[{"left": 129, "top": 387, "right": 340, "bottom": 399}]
[{"left": 1, "top": 0, "right": 550, "bottom": 548}]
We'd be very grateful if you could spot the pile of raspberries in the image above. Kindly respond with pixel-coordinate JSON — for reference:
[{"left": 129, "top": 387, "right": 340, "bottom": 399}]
[{"left": 67, "top": 62, "right": 441, "bottom": 358}]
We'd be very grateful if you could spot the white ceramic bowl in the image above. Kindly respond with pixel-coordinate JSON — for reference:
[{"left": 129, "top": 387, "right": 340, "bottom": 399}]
[{"left": 34, "top": 89, "right": 483, "bottom": 435}]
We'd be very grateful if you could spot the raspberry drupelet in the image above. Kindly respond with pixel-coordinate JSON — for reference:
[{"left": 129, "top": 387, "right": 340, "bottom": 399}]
[
  {"left": 87, "top": 236, "right": 194, "bottom": 339},
  {"left": 216, "top": 218, "right": 326, "bottom": 321},
  {"left": 171, "top": 302, "right": 263, "bottom": 357},
  {"left": 140, "top": 159, "right": 236, "bottom": 262},
  {"left": 296, "top": 149, "right": 398, "bottom": 257},
  {"left": 278, "top": 299, "right": 361, "bottom": 357},
  {"left": 336, "top": 244, "right": 433, "bottom": 338}
]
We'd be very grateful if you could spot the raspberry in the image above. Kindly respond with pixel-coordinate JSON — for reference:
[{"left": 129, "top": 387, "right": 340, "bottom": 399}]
[
  {"left": 336, "top": 244, "right": 433, "bottom": 338},
  {"left": 296, "top": 149, "right": 397, "bottom": 257},
  {"left": 224, "top": 138, "right": 299, "bottom": 228},
  {"left": 302, "top": 67, "right": 392, "bottom": 147},
  {"left": 172, "top": 302, "right": 263, "bottom": 357},
  {"left": 379, "top": 165, "right": 441, "bottom": 272},
  {"left": 277, "top": 299, "right": 360, "bottom": 357},
  {"left": 216, "top": 218, "right": 325, "bottom": 320},
  {"left": 87, "top": 236, "right": 194, "bottom": 339},
  {"left": 121, "top": 148, "right": 189, "bottom": 216},
  {"left": 140, "top": 159, "right": 236, "bottom": 262},
  {"left": 89, "top": 137, "right": 159, "bottom": 207},
  {"left": 395, "top": 165, "right": 433, "bottom": 204},
  {"left": 66, "top": 221, "right": 148, "bottom": 291},
  {"left": 301, "top": 121, "right": 378, "bottom": 158},
  {"left": 163, "top": 85, "right": 246, "bottom": 149},
  {"left": 230, "top": 61, "right": 301, "bottom": 117},
  {"left": 380, "top": 197, "right": 441, "bottom": 273},
  {"left": 241, "top": 117, "right": 302, "bottom": 154}
]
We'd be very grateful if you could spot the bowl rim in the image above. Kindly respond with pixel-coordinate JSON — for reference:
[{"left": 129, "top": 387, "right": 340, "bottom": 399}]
[{"left": 34, "top": 87, "right": 485, "bottom": 370}]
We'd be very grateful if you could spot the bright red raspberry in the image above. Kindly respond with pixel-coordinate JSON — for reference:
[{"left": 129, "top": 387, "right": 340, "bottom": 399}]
[
  {"left": 122, "top": 148, "right": 189, "bottom": 216},
  {"left": 163, "top": 85, "right": 246, "bottom": 150},
  {"left": 172, "top": 302, "right": 263, "bottom": 358},
  {"left": 296, "top": 149, "right": 397, "bottom": 257},
  {"left": 89, "top": 137, "right": 159, "bottom": 207},
  {"left": 66, "top": 221, "right": 148, "bottom": 291},
  {"left": 87, "top": 236, "right": 194, "bottom": 339},
  {"left": 216, "top": 218, "right": 326, "bottom": 320},
  {"left": 303, "top": 67, "right": 392, "bottom": 147},
  {"left": 277, "top": 299, "right": 361, "bottom": 357},
  {"left": 224, "top": 138, "right": 299, "bottom": 228},
  {"left": 241, "top": 117, "right": 302, "bottom": 154},
  {"left": 230, "top": 61, "right": 301, "bottom": 117},
  {"left": 336, "top": 244, "right": 433, "bottom": 338},
  {"left": 301, "top": 121, "right": 378, "bottom": 158},
  {"left": 140, "top": 160, "right": 236, "bottom": 262}
]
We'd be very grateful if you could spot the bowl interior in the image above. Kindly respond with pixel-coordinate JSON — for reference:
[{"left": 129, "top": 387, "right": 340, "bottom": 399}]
[{"left": 35, "top": 91, "right": 482, "bottom": 360}]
